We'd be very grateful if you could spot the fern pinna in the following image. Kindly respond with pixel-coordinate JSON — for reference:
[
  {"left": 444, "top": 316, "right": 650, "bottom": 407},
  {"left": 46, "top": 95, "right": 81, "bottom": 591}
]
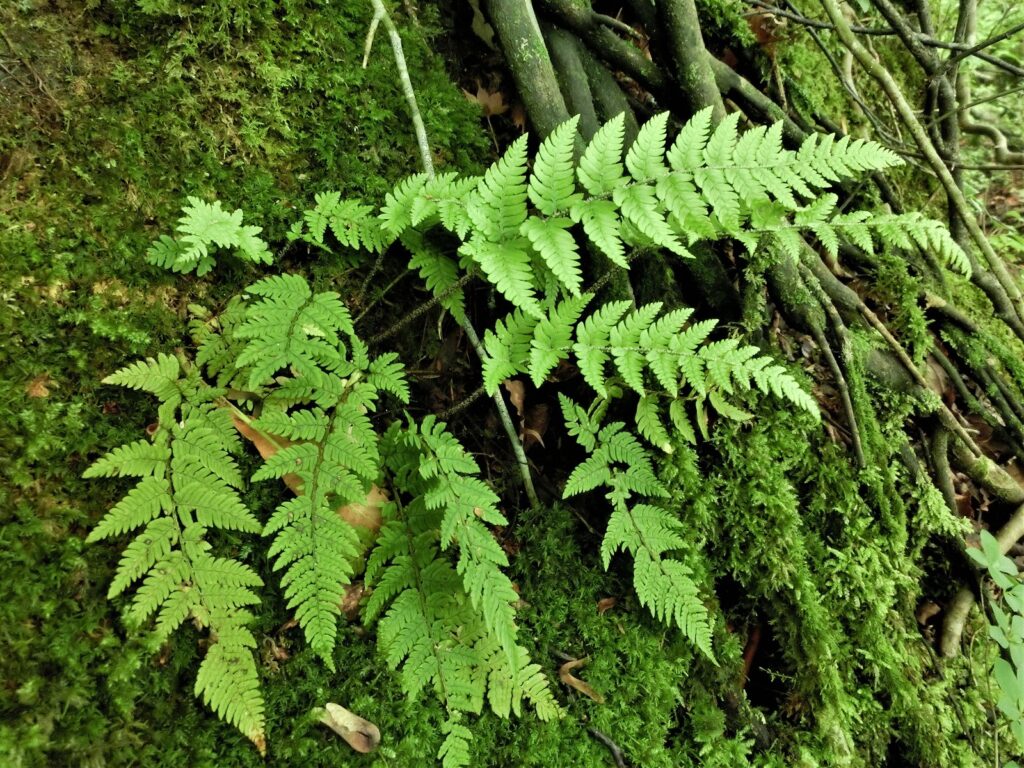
[{"left": 85, "top": 354, "right": 267, "bottom": 752}]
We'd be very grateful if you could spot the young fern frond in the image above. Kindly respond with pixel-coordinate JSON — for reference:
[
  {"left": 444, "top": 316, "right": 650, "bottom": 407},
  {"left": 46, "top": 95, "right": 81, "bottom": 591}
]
[
  {"left": 146, "top": 197, "right": 272, "bottom": 276},
  {"left": 85, "top": 356, "right": 266, "bottom": 752}
]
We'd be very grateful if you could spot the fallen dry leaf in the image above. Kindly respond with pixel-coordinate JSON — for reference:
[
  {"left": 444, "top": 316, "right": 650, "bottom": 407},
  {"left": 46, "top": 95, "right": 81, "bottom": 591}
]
[
  {"left": 558, "top": 657, "right": 605, "bottom": 704},
  {"left": 522, "top": 403, "right": 549, "bottom": 450},
  {"left": 503, "top": 378, "right": 526, "bottom": 419},
  {"left": 596, "top": 597, "right": 617, "bottom": 615},
  {"left": 25, "top": 373, "right": 52, "bottom": 398},
  {"left": 341, "top": 582, "right": 366, "bottom": 621},
  {"left": 463, "top": 82, "right": 509, "bottom": 118},
  {"left": 318, "top": 702, "right": 380, "bottom": 753},
  {"left": 916, "top": 600, "right": 941, "bottom": 625}
]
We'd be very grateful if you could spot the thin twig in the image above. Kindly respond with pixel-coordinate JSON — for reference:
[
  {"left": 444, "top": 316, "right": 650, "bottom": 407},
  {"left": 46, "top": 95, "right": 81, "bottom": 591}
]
[
  {"left": 800, "top": 263, "right": 866, "bottom": 468},
  {"left": 437, "top": 385, "right": 487, "bottom": 420},
  {"left": 944, "top": 19, "right": 1024, "bottom": 71},
  {"left": 588, "top": 728, "right": 628, "bottom": 768},
  {"left": 367, "top": 0, "right": 434, "bottom": 176},
  {"left": 594, "top": 12, "right": 641, "bottom": 39},
  {"left": 368, "top": 272, "right": 474, "bottom": 344},
  {"left": 367, "top": 0, "right": 537, "bottom": 505},
  {"left": 461, "top": 320, "right": 540, "bottom": 507},
  {"left": 749, "top": 2, "right": 1024, "bottom": 77},
  {"left": 354, "top": 268, "right": 413, "bottom": 324},
  {"left": 0, "top": 29, "right": 63, "bottom": 115}
]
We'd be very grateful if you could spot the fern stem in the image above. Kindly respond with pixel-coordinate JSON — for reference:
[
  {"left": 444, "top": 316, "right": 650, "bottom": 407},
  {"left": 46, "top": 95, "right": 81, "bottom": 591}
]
[
  {"left": 368, "top": 1, "right": 540, "bottom": 512},
  {"left": 368, "top": 272, "right": 475, "bottom": 344},
  {"left": 462, "top": 319, "right": 540, "bottom": 508}
]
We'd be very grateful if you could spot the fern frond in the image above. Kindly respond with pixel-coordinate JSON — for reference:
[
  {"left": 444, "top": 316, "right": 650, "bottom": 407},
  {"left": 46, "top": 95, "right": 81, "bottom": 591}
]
[
  {"left": 380, "top": 173, "right": 429, "bottom": 236},
  {"left": 520, "top": 216, "right": 583, "bottom": 296},
  {"left": 482, "top": 310, "right": 539, "bottom": 393},
  {"left": 235, "top": 274, "right": 357, "bottom": 390},
  {"left": 570, "top": 198, "right": 626, "bottom": 267},
  {"left": 467, "top": 134, "right": 529, "bottom": 241},
  {"left": 461, "top": 237, "right": 541, "bottom": 317},
  {"left": 147, "top": 197, "right": 271, "bottom": 276},
  {"left": 103, "top": 353, "right": 181, "bottom": 402},
  {"left": 528, "top": 295, "right": 591, "bottom": 386},
  {"left": 439, "top": 715, "right": 474, "bottom": 768},
  {"left": 578, "top": 113, "right": 627, "bottom": 195},
  {"left": 666, "top": 106, "right": 713, "bottom": 171},
  {"left": 625, "top": 111, "right": 670, "bottom": 182},
  {"left": 404, "top": 230, "right": 467, "bottom": 321},
  {"left": 302, "top": 192, "right": 389, "bottom": 253},
  {"left": 87, "top": 367, "right": 265, "bottom": 750}
]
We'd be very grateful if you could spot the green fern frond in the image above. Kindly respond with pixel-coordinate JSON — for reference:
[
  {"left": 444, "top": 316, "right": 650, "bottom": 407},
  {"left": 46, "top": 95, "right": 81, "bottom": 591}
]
[
  {"left": 520, "top": 215, "right": 583, "bottom": 296},
  {"left": 461, "top": 236, "right": 540, "bottom": 317},
  {"left": 528, "top": 294, "right": 592, "bottom": 386},
  {"left": 380, "top": 173, "right": 429, "bottom": 236},
  {"left": 439, "top": 715, "right": 474, "bottom": 768},
  {"left": 146, "top": 197, "right": 272, "bottom": 276},
  {"left": 235, "top": 274, "right": 357, "bottom": 390},
  {"left": 569, "top": 198, "right": 626, "bottom": 267},
  {"left": 87, "top": 366, "right": 265, "bottom": 751},
  {"left": 301, "top": 192, "right": 389, "bottom": 254},
  {"left": 467, "top": 134, "right": 529, "bottom": 241},
  {"left": 367, "top": 420, "right": 558, "bottom": 739},
  {"left": 404, "top": 230, "right": 467, "bottom": 321},
  {"left": 625, "top": 111, "right": 670, "bottom": 182},
  {"left": 482, "top": 309, "right": 540, "bottom": 393},
  {"left": 253, "top": 401, "right": 379, "bottom": 667},
  {"left": 560, "top": 412, "right": 713, "bottom": 658}
]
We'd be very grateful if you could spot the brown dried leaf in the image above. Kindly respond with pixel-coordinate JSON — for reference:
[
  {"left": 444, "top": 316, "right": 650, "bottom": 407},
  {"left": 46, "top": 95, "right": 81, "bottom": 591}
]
[
  {"left": 503, "top": 378, "right": 526, "bottom": 419},
  {"left": 523, "top": 403, "right": 549, "bottom": 450},
  {"left": 558, "top": 657, "right": 605, "bottom": 704},
  {"left": 341, "top": 582, "right": 365, "bottom": 621},
  {"left": 596, "top": 597, "right": 617, "bottom": 615},
  {"left": 318, "top": 702, "right": 380, "bottom": 753},
  {"left": 25, "top": 374, "right": 52, "bottom": 398},
  {"left": 463, "top": 82, "right": 509, "bottom": 117},
  {"left": 916, "top": 600, "right": 941, "bottom": 625}
]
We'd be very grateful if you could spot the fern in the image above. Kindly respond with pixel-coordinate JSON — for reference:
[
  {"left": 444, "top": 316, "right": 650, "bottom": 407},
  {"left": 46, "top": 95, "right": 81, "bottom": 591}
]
[
  {"left": 483, "top": 294, "right": 818, "bottom": 451},
  {"left": 234, "top": 274, "right": 408, "bottom": 668},
  {"left": 294, "top": 191, "right": 390, "bottom": 255},
  {"left": 560, "top": 398, "right": 715, "bottom": 658},
  {"left": 364, "top": 418, "right": 560, "bottom": 766},
  {"left": 85, "top": 356, "right": 266, "bottom": 752},
  {"left": 146, "top": 197, "right": 272, "bottom": 276}
]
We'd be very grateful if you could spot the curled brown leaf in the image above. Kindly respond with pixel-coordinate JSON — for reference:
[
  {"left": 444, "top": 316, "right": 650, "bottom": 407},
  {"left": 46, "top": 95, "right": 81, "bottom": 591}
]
[{"left": 558, "top": 657, "right": 605, "bottom": 704}]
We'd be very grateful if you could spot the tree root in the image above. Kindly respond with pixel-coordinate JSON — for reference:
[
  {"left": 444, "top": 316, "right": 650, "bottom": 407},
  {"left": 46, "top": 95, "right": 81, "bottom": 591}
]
[{"left": 941, "top": 502, "right": 1024, "bottom": 657}]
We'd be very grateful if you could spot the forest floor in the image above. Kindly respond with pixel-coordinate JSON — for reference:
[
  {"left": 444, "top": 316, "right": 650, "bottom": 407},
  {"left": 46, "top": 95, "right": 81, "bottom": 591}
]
[{"left": 0, "top": 3, "right": 701, "bottom": 766}]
